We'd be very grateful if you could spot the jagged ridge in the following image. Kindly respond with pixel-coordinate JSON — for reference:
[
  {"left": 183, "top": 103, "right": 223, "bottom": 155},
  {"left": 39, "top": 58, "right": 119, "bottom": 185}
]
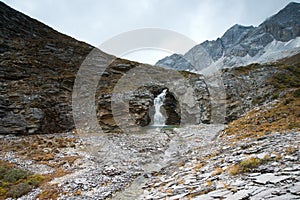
[{"left": 156, "top": 2, "right": 300, "bottom": 71}]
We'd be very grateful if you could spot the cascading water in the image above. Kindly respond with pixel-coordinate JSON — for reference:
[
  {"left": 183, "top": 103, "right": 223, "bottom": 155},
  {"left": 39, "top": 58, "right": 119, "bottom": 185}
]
[{"left": 153, "top": 89, "right": 167, "bottom": 126}]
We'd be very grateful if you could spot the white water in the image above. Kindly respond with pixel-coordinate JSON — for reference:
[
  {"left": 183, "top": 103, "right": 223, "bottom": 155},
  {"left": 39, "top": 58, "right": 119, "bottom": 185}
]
[{"left": 153, "top": 89, "right": 167, "bottom": 126}]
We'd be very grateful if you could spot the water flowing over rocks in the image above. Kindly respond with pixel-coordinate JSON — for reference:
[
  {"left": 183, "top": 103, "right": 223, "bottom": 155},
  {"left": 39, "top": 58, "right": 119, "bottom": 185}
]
[
  {"left": 0, "top": 2, "right": 210, "bottom": 134},
  {"left": 1, "top": 2, "right": 300, "bottom": 200},
  {"left": 1, "top": 2, "right": 299, "bottom": 135},
  {"left": 153, "top": 89, "right": 167, "bottom": 126}
]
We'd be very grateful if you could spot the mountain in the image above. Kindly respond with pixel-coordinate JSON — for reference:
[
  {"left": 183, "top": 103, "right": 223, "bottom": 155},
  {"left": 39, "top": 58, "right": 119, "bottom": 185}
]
[
  {"left": 0, "top": 3, "right": 299, "bottom": 199},
  {"left": 0, "top": 2, "right": 104, "bottom": 134},
  {"left": 0, "top": 2, "right": 210, "bottom": 134},
  {"left": 156, "top": 2, "right": 300, "bottom": 71},
  {"left": 1, "top": 1, "right": 299, "bottom": 136}
]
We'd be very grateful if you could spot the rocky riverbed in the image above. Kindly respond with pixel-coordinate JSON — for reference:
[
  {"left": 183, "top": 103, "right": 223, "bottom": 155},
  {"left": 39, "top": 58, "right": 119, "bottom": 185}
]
[{"left": 0, "top": 124, "right": 299, "bottom": 200}]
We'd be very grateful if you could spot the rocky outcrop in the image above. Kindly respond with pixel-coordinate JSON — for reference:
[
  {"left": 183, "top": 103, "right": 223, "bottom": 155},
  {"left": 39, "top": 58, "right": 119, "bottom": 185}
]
[
  {"left": 223, "top": 60, "right": 300, "bottom": 122},
  {"left": 156, "top": 2, "right": 300, "bottom": 70},
  {"left": 0, "top": 2, "right": 98, "bottom": 134},
  {"left": 261, "top": 2, "right": 300, "bottom": 42},
  {"left": 95, "top": 61, "right": 211, "bottom": 132},
  {"left": 0, "top": 2, "right": 212, "bottom": 134},
  {"left": 154, "top": 54, "right": 194, "bottom": 71}
]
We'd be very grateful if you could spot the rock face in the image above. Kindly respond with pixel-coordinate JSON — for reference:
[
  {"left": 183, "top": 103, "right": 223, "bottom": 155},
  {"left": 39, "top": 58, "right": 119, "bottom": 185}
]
[
  {"left": 0, "top": 2, "right": 212, "bottom": 134},
  {"left": 95, "top": 62, "right": 211, "bottom": 132},
  {"left": 155, "top": 54, "right": 194, "bottom": 71},
  {"left": 224, "top": 60, "right": 300, "bottom": 122},
  {"left": 0, "top": 2, "right": 97, "bottom": 134},
  {"left": 156, "top": 2, "right": 300, "bottom": 71}
]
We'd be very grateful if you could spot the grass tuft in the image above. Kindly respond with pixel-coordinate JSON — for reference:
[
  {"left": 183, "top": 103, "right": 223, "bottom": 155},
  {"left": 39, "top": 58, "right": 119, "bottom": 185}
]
[
  {"left": 0, "top": 161, "right": 44, "bottom": 199},
  {"left": 227, "top": 156, "right": 270, "bottom": 175}
]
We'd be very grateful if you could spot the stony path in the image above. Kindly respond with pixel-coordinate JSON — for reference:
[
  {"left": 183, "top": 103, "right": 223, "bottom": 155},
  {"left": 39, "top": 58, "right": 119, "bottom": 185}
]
[{"left": 1, "top": 127, "right": 299, "bottom": 200}]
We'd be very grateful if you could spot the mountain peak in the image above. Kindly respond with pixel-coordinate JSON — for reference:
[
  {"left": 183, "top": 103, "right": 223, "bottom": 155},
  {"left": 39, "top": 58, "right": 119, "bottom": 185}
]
[
  {"left": 286, "top": 1, "right": 300, "bottom": 7},
  {"left": 259, "top": 1, "right": 300, "bottom": 42},
  {"left": 221, "top": 24, "right": 254, "bottom": 47},
  {"left": 223, "top": 24, "right": 254, "bottom": 35},
  {"left": 264, "top": 1, "right": 300, "bottom": 24},
  {"left": 156, "top": 2, "right": 300, "bottom": 71}
]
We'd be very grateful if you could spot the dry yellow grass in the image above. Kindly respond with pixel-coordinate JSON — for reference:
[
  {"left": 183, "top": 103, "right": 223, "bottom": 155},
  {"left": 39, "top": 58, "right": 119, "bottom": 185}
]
[
  {"left": 224, "top": 92, "right": 300, "bottom": 141},
  {"left": 212, "top": 167, "right": 223, "bottom": 176},
  {"left": 206, "top": 180, "right": 212, "bottom": 187},
  {"left": 192, "top": 163, "right": 203, "bottom": 171},
  {"left": 227, "top": 156, "right": 271, "bottom": 175},
  {"left": 227, "top": 164, "right": 241, "bottom": 175}
]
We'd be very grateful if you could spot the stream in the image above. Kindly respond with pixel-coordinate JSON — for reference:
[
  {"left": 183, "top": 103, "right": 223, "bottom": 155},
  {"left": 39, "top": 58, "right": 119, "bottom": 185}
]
[{"left": 100, "top": 124, "right": 225, "bottom": 199}]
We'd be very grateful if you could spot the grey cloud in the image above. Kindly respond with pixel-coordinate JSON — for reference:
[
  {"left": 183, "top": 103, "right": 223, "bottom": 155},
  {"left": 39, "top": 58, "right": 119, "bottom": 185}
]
[{"left": 3, "top": 0, "right": 299, "bottom": 47}]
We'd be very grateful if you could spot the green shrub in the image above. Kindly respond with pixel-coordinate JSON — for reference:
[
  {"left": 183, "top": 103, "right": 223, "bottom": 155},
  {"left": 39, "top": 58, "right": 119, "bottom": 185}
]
[
  {"left": 240, "top": 157, "right": 262, "bottom": 172},
  {"left": 0, "top": 166, "right": 8, "bottom": 179},
  {"left": 0, "top": 187, "right": 6, "bottom": 196},
  {"left": 293, "top": 89, "right": 300, "bottom": 98},
  {"left": 0, "top": 161, "right": 46, "bottom": 199},
  {"left": 26, "top": 174, "right": 44, "bottom": 187},
  {"left": 228, "top": 157, "right": 266, "bottom": 175},
  {"left": 3, "top": 168, "right": 31, "bottom": 183}
]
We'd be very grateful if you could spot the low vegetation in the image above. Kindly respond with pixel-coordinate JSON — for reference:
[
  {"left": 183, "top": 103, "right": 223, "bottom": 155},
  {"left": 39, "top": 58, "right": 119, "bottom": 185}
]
[
  {"left": 0, "top": 135, "right": 78, "bottom": 167},
  {"left": 212, "top": 167, "right": 223, "bottom": 176},
  {"left": 0, "top": 135, "right": 80, "bottom": 199},
  {"left": 230, "top": 63, "right": 261, "bottom": 75},
  {"left": 0, "top": 160, "right": 44, "bottom": 199},
  {"left": 269, "top": 65, "right": 300, "bottom": 89},
  {"left": 227, "top": 156, "right": 269, "bottom": 175}
]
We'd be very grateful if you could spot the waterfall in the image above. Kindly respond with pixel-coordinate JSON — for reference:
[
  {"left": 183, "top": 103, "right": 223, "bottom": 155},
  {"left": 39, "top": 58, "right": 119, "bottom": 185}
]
[{"left": 153, "top": 89, "right": 167, "bottom": 126}]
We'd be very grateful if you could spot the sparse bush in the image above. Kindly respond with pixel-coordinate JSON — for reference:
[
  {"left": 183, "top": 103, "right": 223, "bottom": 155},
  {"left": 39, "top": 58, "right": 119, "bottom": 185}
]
[
  {"left": 206, "top": 180, "right": 212, "bottom": 186},
  {"left": 293, "top": 89, "right": 300, "bottom": 98},
  {"left": 228, "top": 157, "right": 266, "bottom": 175},
  {"left": 271, "top": 93, "right": 279, "bottom": 99},
  {"left": 227, "top": 164, "right": 241, "bottom": 175},
  {"left": 240, "top": 157, "right": 262, "bottom": 171},
  {"left": 0, "top": 161, "right": 45, "bottom": 199},
  {"left": 0, "top": 166, "right": 8, "bottom": 179},
  {"left": 7, "top": 183, "right": 32, "bottom": 198},
  {"left": 37, "top": 184, "right": 61, "bottom": 200},
  {"left": 0, "top": 188, "right": 6, "bottom": 196},
  {"left": 3, "top": 168, "right": 31, "bottom": 183},
  {"left": 26, "top": 174, "right": 44, "bottom": 187},
  {"left": 285, "top": 146, "right": 296, "bottom": 155}
]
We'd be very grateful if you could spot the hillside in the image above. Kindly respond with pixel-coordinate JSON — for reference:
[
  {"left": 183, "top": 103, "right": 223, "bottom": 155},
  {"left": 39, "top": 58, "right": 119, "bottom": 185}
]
[
  {"left": 0, "top": 2, "right": 211, "bottom": 135},
  {"left": 0, "top": 2, "right": 95, "bottom": 134},
  {"left": 0, "top": 1, "right": 299, "bottom": 200}
]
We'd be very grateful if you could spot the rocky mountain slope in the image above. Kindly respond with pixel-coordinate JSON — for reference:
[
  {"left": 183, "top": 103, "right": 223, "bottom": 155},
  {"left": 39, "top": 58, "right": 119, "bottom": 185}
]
[
  {"left": 0, "top": 2, "right": 299, "bottom": 200},
  {"left": 156, "top": 2, "right": 300, "bottom": 71},
  {"left": 0, "top": 1, "right": 96, "bottom": 134},
  {"left": 1, "top": 2, "right": 300, "bottom": 135},
  {"left": 0, "top": 2, "right": 211, "bottom": 135}
]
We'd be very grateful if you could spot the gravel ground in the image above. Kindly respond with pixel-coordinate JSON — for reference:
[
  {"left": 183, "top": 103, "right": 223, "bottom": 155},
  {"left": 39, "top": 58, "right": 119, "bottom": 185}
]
[{"left": 0, "top": 125, "right": 299, "bottom": 200}]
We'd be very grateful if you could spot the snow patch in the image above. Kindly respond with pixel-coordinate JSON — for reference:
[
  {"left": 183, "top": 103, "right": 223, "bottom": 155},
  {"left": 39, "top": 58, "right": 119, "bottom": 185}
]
[{"left": 214, "top": 37, "right": 300, "bottom": 69}]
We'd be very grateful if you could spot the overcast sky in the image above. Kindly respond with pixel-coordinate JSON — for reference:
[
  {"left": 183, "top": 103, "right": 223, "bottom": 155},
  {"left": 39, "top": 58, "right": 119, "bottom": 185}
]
[{"left": 3, "top": 0, "right": 299, "bottom": 64}]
